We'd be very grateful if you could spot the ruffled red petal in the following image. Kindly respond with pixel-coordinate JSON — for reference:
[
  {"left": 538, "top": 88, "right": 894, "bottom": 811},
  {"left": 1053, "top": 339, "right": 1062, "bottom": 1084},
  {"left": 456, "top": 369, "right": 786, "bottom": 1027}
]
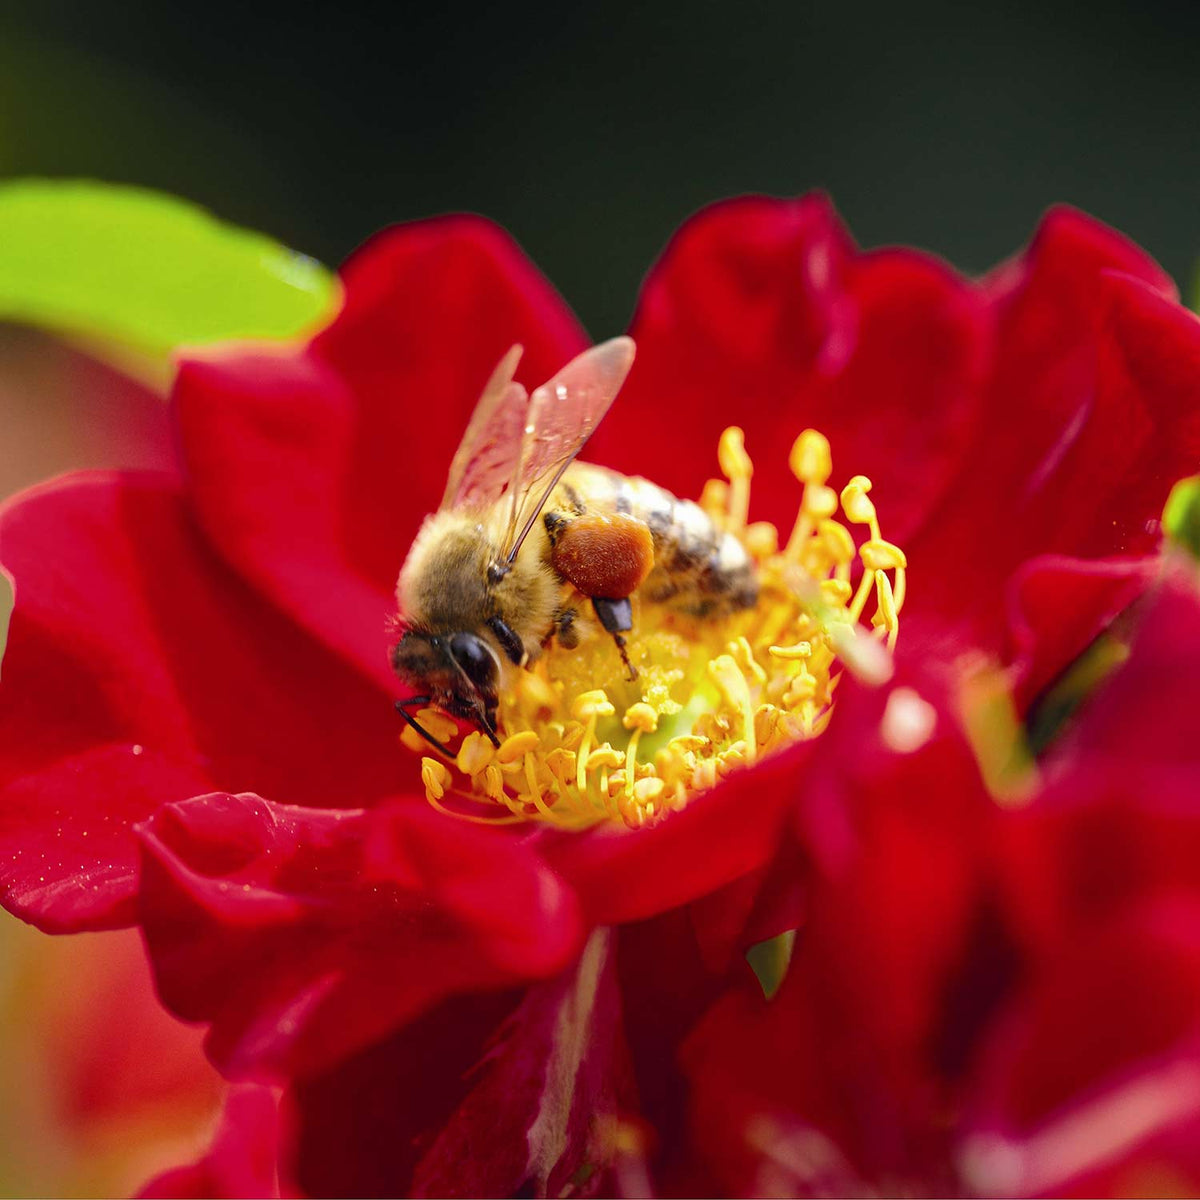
[
  {"left": 905, "top": 209, "right": 1183, "bottom": 650},
  {"left": 137, "top": 793, "right": 583, "bottom": 1079},
  {"left": 588, "top": 194, "right": 987, "bottom": 542},
  {"left": 0, "top": 473, "right": 404, "bottom": 931},
  {"left": 173, "top": 217, "right": 587, "bottom": 685},
  {"left": 1005, "top": 554, "right": 1160, "bottom": 713}
]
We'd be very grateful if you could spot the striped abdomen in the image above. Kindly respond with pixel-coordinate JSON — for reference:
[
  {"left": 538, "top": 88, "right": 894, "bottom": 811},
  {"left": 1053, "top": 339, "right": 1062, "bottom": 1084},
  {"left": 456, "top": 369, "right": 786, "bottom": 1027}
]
[{"left": 551, "top": 463, "right": 758, "bottom": 616}]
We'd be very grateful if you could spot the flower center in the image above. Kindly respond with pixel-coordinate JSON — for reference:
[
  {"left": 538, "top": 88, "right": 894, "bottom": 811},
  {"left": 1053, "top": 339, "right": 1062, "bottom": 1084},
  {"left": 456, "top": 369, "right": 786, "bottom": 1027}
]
[{"left": 408, "top": 427, "right": 906, "bottom": 829}]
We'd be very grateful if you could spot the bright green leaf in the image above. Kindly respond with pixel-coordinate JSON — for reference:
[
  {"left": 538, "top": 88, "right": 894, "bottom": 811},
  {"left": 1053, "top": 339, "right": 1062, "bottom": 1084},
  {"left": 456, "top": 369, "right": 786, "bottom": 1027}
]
[
  {"left": 0, "top": 179, "right": 339, "bottom": 369},
  {"left": 1165, "top": 474, "right": 1200, "bottom": 560}
]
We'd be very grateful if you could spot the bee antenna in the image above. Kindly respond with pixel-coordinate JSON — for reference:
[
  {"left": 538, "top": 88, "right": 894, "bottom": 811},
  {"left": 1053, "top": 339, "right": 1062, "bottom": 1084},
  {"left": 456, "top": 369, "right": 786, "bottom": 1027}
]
[{"left": 395, "top": 698, "right": 455, "bottom": 758}]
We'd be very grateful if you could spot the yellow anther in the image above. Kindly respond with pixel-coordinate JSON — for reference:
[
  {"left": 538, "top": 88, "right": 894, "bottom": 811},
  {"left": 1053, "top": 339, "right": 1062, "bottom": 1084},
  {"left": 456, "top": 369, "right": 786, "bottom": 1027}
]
[
  {"left": 482, "top": 762, "right": 506, "bottom": 802},
  {"left": 784, "top": 675, "right": 818, "bottom": 706},
  {"left": 632, "top": 777, "right": 665, "bottom": 806},
  {"left": 841, "top": 478, "right": 876, "bottom": 525},
  {"left": 875, "top": 571, "right": 898, "bottom": 646},
  {"left": 544, "top": 747, "right": 577, "bottom": 787},
  {"left": 718, "top": 426, "right": 753, "bottom": 481},
  {"left": 754, "top": 704, "right": 783, "bottom": 747},
  {"left": 729, "top": 636, "right": 767, "bottom": 685},
  {"left": 572, "top": 690, "right": 615, "bottom": 721},
  {"left": 820, "top": 578, "right": 853, "bottom": 606},
  {"left": 455, "top": 730, "right": 495, "bottom": 776},
  {"left": 860, "top": 538, "right": 907, "bottom": 572},
  {"left": 421, "top": 757, "right": 452, "bottom": 801},
  {"left": 718, "top": 426, "right": 753, "bottom": 530},
  {"left": 587, "top": 745, "right": 624, "bottom": 771},
  {"left": 790, "top": 429, "right": 832, "bottom": 485},
  {"left": 801, "top": 483, "right": 838, "bottom": 520},
  {"left": 623, "top": 702, "right": 659, "bottom": 733},
  {"left": 744, "top": 521, "right": 779, "bottom": 559},
  {"left": 708, "top": 654, "right": 757, "bottom": 765},
  {"left": 818, "top": 519, "right": 856, "bottom": 564},
  {"left": 769, "top": 640, "right": 812, "bottom": 660},
  {"left": 400, "top": 707, "right": 458, "bottom": 753},
  {"left": 497, "top": 730, "right": 540, "bottom": 763},
  {"left": 700, "top": 477, "right": 730, "bottom": 519}
]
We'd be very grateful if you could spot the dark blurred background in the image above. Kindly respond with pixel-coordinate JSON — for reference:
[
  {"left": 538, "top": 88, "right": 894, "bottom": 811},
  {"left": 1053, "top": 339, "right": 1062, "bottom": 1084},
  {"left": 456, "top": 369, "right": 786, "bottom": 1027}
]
[{"left": 1, "top": 0, "right": 1198, "bottom": 334}]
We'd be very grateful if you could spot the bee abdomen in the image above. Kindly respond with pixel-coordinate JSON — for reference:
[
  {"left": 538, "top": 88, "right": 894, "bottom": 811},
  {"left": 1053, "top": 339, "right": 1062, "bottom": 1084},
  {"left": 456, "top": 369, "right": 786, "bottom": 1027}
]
[{"left": 558, "top": 465, "right": 758, "bottom": 616}]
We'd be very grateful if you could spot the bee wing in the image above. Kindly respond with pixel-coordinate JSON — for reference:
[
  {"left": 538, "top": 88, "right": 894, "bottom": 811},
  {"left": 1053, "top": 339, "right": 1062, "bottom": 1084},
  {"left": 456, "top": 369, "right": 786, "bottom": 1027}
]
[
  {"left": 440, "top": 344, "right": 531, "bottom": 512},
  {"left": 502, "top": 336, "right": 636, "bottom": 562}
]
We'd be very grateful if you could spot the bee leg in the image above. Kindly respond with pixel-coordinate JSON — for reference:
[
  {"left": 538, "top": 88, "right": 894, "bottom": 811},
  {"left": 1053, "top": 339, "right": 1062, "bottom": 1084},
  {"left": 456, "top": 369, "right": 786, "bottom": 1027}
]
[
  {"left": 487, "top": 615, "right": 525, "bottom": 665},
  {"left": 551, "top": 606, "right": 581, "bottom": 650},
  {"left": 394, "top": 698, "right": 456, "bottom": 758},
  {"left": 591, "top": 597, "right": 638, "bottom": 681}
]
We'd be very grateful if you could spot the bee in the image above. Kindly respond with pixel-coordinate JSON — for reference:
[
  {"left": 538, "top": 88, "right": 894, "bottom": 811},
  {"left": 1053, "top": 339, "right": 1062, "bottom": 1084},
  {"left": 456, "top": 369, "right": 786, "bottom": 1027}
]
[{"left": 391, "top": 337, "right": 758, "bottom": 753}]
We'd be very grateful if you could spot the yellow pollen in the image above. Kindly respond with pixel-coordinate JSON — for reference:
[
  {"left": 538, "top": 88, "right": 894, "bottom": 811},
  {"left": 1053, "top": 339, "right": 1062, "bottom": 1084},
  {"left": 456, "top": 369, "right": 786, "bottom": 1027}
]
[{"left": 414, "top": 426, "right": 907, "bottom": 828}]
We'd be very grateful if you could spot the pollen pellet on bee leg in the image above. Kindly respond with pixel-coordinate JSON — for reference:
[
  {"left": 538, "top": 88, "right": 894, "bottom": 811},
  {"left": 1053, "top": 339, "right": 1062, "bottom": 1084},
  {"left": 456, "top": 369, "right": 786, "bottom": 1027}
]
[{"left": 551, "top": 512, "right": 655, "bottom": 599}]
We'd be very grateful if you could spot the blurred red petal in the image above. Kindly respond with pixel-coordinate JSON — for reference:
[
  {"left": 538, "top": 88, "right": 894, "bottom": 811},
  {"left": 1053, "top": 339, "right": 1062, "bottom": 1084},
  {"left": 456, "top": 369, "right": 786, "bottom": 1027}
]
[{"left": 138, "top": 1084, "right": 287, "bottom": 1200}]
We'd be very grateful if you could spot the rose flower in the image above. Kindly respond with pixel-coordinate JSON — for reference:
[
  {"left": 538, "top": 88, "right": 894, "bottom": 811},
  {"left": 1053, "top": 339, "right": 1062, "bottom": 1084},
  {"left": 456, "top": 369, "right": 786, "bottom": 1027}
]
[{"left": 1, "top": 194, "right": 1197, "bottom": 1196}]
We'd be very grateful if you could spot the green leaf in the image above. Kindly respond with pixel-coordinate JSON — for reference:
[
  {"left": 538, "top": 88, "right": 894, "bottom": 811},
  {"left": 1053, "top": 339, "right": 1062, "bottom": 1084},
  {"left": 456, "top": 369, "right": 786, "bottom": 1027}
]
[
  {"left": 1165, "top": 475, "right": 1200, "bottom": 560},
  {"left": 746, "top": 929, "right": 796, "bottom": 1000},
  {"left": 0, "top": 179, "right": 339, "bottom": 368}
]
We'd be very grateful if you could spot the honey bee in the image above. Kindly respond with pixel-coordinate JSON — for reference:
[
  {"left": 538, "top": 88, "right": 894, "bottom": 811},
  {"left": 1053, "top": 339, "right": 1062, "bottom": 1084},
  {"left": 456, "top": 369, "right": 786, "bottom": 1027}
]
[{"left": 391, "top": 338, "right": 758, "bottom": 752}]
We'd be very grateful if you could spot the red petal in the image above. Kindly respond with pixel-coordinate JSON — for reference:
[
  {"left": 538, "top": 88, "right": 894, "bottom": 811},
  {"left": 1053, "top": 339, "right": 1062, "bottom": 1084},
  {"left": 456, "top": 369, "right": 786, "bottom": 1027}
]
[
  {"left": 138, "top": 1084, "right": 287, "bottom": 1199},
  {"left": 137, "top": 793, "right": 583, "bottom": 1079},
  {"left": 587, "top": 193, "right": 986, "bottom": 542},
  {"left": 289, "top": 990, "right": 521, "bottom": 1198},
  {"left": 544, "top": 736, "right": 815, "bottom": 929},
  {"left": 968, "top": 897, "right": 1200, "bottom": 1140},
  {"left": 173, "top": 217, "right": 587, "bottom": 684},
  {"left": 1005, "top": 554, "right": 1160, "bottom": 713},
  {"left": 1060, "top": 569, "right": 1200, "bottom": 767},
  {"left": 412, "top": 930, "right": 629, "bottom": 1198},
  {"left": 904, "top": 209, "right": 1181, "bottom": 648},
  {"left": 0, "top": 473, "right": 406, "bottom": 932},
  {"left": 982, "top": 206, "right": 1176, "bottom": 476}
]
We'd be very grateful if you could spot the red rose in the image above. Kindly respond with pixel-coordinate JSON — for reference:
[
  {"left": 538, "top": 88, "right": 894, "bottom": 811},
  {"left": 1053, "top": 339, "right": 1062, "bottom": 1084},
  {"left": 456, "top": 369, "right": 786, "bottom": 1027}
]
[{"left": 1, "top": 194, "right": 1196, "bottom": 1195}]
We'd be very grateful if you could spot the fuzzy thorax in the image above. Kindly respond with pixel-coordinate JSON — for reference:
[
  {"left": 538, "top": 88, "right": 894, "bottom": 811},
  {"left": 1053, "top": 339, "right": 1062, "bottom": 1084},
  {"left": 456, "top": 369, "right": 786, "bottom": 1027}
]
[
  {"left": 396, "top": 509, "right": 559, "bottom": 662},
  {"left": 406, "top": 427, "right": 908, "bottom": 831}
]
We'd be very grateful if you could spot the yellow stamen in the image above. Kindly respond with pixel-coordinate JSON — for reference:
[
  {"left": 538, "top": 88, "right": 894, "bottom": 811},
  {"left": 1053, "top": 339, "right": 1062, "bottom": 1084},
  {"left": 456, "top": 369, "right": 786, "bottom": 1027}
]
[
  {"left": 421, "top": 757, "right": 452, "bottom": 802},
  {"left": 408, "top": 424, "right": 906, "bottom": 828},
  {"left": 718, "top": 426, "right": 753, "bottom": 531}
]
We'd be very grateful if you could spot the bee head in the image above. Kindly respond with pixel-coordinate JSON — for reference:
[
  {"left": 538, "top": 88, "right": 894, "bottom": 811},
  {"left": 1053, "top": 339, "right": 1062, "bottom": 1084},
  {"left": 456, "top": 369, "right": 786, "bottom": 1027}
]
[{"left": 391, "top": 628, "right": 501, "bottom": 743}]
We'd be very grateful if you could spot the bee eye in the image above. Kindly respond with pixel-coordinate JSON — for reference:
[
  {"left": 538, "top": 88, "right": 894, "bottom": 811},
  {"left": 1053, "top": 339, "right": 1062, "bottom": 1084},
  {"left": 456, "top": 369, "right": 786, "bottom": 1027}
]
[{"left": 448, "top": 632, "right": 497, "bottom": 691}]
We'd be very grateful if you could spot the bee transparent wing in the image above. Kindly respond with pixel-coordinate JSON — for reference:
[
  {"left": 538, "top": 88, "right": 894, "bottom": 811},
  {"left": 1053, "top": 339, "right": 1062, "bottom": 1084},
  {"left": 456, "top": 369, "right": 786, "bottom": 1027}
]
[
  {"left": 502, "top": 336, "right": 636, "bottom": 562},
  {"left": 440, "top": 344, "right": 531, "bottom": 512}
]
